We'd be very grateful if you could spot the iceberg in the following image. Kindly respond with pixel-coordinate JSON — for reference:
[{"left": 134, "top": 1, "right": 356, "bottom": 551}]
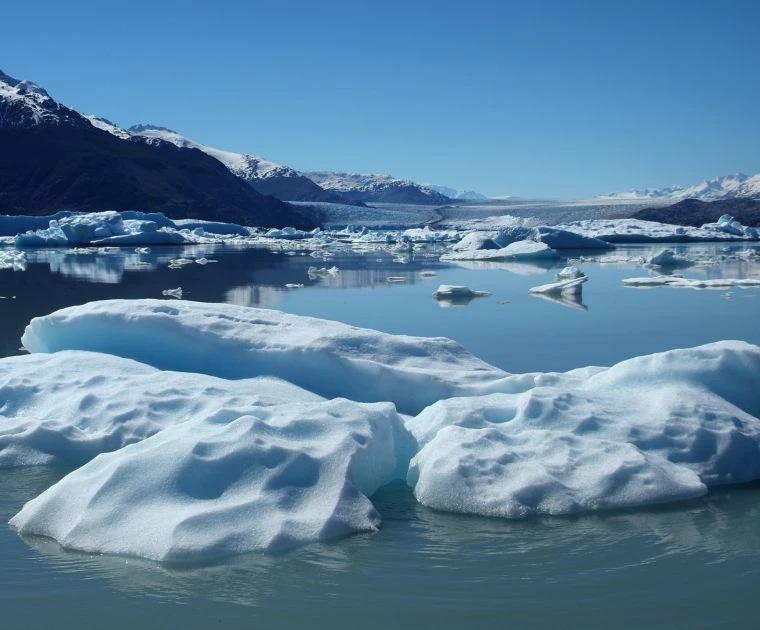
[
  {"left": 407, "top": 341, "right": 760, "bottom": 517},
  {"left": 442, "top": 240, "right": 559, "bottom": 262},
  {"left": 647, "top": 249, "right": 694, "bottom": 268},
  {"left": 7, "top": 299, "right": 760, "bottom": 562},
  {"left": 10, "top": 398, "right": 411, "bottom": 562}
]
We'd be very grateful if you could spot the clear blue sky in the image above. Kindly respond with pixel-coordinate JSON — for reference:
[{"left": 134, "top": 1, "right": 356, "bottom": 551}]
[{"left": 2, "top": 0, "right": 759, "bottom": 198}]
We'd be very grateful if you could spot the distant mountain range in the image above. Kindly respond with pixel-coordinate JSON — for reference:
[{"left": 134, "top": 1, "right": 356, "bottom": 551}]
[
  {"left": 126, "top": 125, "right": 354, "bottom": 205},
  {"left": 0, "top": 69, "right": 307, "bottom": 226},
  {"left": 303, "top": 172, "right": 453, "bottom": 205},
  {"left": 425, "top": 185, "right": 488, "bottom": 201},
  {"left": 600, "top": 172, "right": 760, "bottom": 202}
]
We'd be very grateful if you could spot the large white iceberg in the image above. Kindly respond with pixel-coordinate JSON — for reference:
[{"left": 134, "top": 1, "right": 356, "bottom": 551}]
[
  {"left": 10, "top": 398, "right": 411, "bottom": 562},
  {"left": 407, "top": 341, "right": 760, "bottom": 517},
  {"left": 7, "top": 299, "right": 760, "bottom": 563},
  {"left": 623, "top": 277, "right": 760, "bottom": 289}
]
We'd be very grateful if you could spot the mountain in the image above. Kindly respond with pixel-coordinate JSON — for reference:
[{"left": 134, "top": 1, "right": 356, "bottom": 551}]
[
  {"left": 426, "top": 185, "right": 488, "bottom": 201},
  {"left": 0, "top": 69, "right": 308, "bottom": 227},
  {"left": 600, "top": 172, "right": 760, "bottom": 201},
  {"left": 632, "top": 198, "right": 760, "bottom": 227},
  {"left": 127, "top": 125, "right": 353, "bottom": 205},
  {"left": 303, "top": 171, "right": 453, "bottom": 205}
]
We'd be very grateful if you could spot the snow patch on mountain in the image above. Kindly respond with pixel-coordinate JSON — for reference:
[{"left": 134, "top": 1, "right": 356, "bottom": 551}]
[
  {"left": 601, "top": 172, "right": 760, "bottom": 202},
  {"left": 128, "top": 125, "right": 296, "bottom": 181},
  {"left": 303, "top": 171, "right": 452, "bottom": 204},
  {"left": 0, "top": 69, "right": 82, "bottom": 128}
]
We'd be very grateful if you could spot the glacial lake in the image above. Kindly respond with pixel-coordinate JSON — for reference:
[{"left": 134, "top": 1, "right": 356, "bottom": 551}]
[{"left": 2, "top": 240, "right": 760, "bottom": 628}]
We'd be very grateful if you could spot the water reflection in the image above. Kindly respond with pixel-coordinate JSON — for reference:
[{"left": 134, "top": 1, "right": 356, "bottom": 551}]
[{"left": 7, "top": 480, "right": 760, "bottom": 612}]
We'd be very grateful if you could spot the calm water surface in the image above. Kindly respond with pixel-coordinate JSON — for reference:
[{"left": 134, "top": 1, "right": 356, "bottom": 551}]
[{"left": 1, "top": 241, "right": 759, "bottom": 628}]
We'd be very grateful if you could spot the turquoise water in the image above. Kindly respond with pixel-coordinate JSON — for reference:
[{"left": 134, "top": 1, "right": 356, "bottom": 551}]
[{"left": 1, "top": 241, "right": 760, "bottom": 628}]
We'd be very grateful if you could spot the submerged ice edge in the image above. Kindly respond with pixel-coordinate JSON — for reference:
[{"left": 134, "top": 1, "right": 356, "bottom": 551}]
[{"left": 4, "top": 299, "right": 760, "bottom": 563}]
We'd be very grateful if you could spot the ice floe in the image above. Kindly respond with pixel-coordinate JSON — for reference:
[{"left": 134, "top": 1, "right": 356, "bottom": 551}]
[
  {"left": 10, "top": 397, "right": 412, "bottom": 562},
  {"left": 407, "top": 341, "right": 760, "bottom": 517},
  {"left": 6, "top": 299, "right": 760, "bottom": 562},
  {"left": 623, "top": 277, "right": 760, "bottom": 289},
  {"left": 432, "top": 285, "right": 491, "bottom": 307},
  {"left": 559, "top": 217, "right": 760, "bottom": 244},
  {"left": 442, "top": 240, "right": 559, "bottom": 262}
]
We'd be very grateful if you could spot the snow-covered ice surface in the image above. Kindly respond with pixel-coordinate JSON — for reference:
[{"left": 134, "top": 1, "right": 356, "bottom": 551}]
[
  {"left": 21, "top": 299, "right": 542, "bottom": 416},
  {"left": 407, "top": 341, "right": 760, "bottom": 517},
  {"left": 11, "top": 397, "right": 411, "bottom": 563},
  {"left": 0, "top": 351, "right": 320, "bottom": 468}
]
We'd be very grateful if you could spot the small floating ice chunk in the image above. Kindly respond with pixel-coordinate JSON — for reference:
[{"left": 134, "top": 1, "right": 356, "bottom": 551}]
[
  {"left": 556, "top": 265, "right": 584, "bottom": 279},
  {"left": 432, "top": 285, "right": 492, "bottom": 307},
  {"left": 168, "top": 258, "right": 194, "bottom": 269},
  {"left": 162, "top": 287, "right": 183, "bottom": 299},
  {"left": 307, "top": 266, "right": 340, "bottom": 279},
  {"left": 529, "top": 276, "right": 587, "bottom": 296},
  {"left": 285, "top": 283, "right": 304, "bottom": 288},
  {"left": 647, "top": 249, "right": 694, "bottom": 268}
]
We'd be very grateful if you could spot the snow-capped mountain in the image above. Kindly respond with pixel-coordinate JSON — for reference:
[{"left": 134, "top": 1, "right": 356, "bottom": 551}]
[
  {"left": 426, "top": 185, "right": 488, "bottom": 201},
  {"left": 601, "top": 172, "right": 760, "bottom": 201},
  {"left": 303, "top": 172, "right": 452, "bottom": 205},
  {"left": 0, "top": 69, "right": 306, "bottom": 226},
  {"left": 128, "top": 125, "right": 348, "bottom": 204}
]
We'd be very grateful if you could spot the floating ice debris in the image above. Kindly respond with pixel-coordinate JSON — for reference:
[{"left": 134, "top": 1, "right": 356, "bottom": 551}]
[
  {"left": 264, "top": 227, "right": 318, "bottom": 240},
  {"left": 432, "top": 285, "right": 492, "bottom": 307},
  {"left": 387, "top": 276, "right": 407, "bottom": 283},
  {"left": 529, "top": 276, "right": 587, "bottom": 295},
  {"left": 161, "top": 288, "right": 183, "bottom": 299},
  {"left": 623, "top": 277, "right": 760, "bottom": 289},
  {"left": 134, "top": 247, "right": 151, "bottom": 254},
  {"left": 402, "top": 226, "right": 459, "bottom": 243},
  {"left": 442, "top": 240, "right": 559, "bottom": 262},
  {"left": 494, "top": 226, "right": 614, "bottom": 250},
  {"left": 407, "top": 341, "right": 760, "bottom": 518},
  {"left": 0, "top": 250, "right": 27, "bottom": 271},
  {"left": 168, "top": 258, "right": 194, "bottom": 269},
  {"left": 419, "top": 271, "right": 438, "bottom": 278},
  {"left": 307, "top": 266, "right": 340, "bottom": 279},
  {"left": 10, "top": 398, "right": 412, "bottom": 562},
  {"left": 195, "top": 258, "right": 217, "bottom": 265},
  {"left": 647, "top": 249, "right": 694, "bottom": 267},
  {"left": 285, "top": 283, "right": 304, "bottom": 288},
  {"left": 556, "top": 265, "right": 584, "bottom": 280},
  {"left": 0, "top": 351, "right": 319, "bottom": 468},
  {"left": 451, "top": 232, "right": 501, "bottom": 252},
  {"left": 702, "top": 215, "right": 759, "bottom": 239}
]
